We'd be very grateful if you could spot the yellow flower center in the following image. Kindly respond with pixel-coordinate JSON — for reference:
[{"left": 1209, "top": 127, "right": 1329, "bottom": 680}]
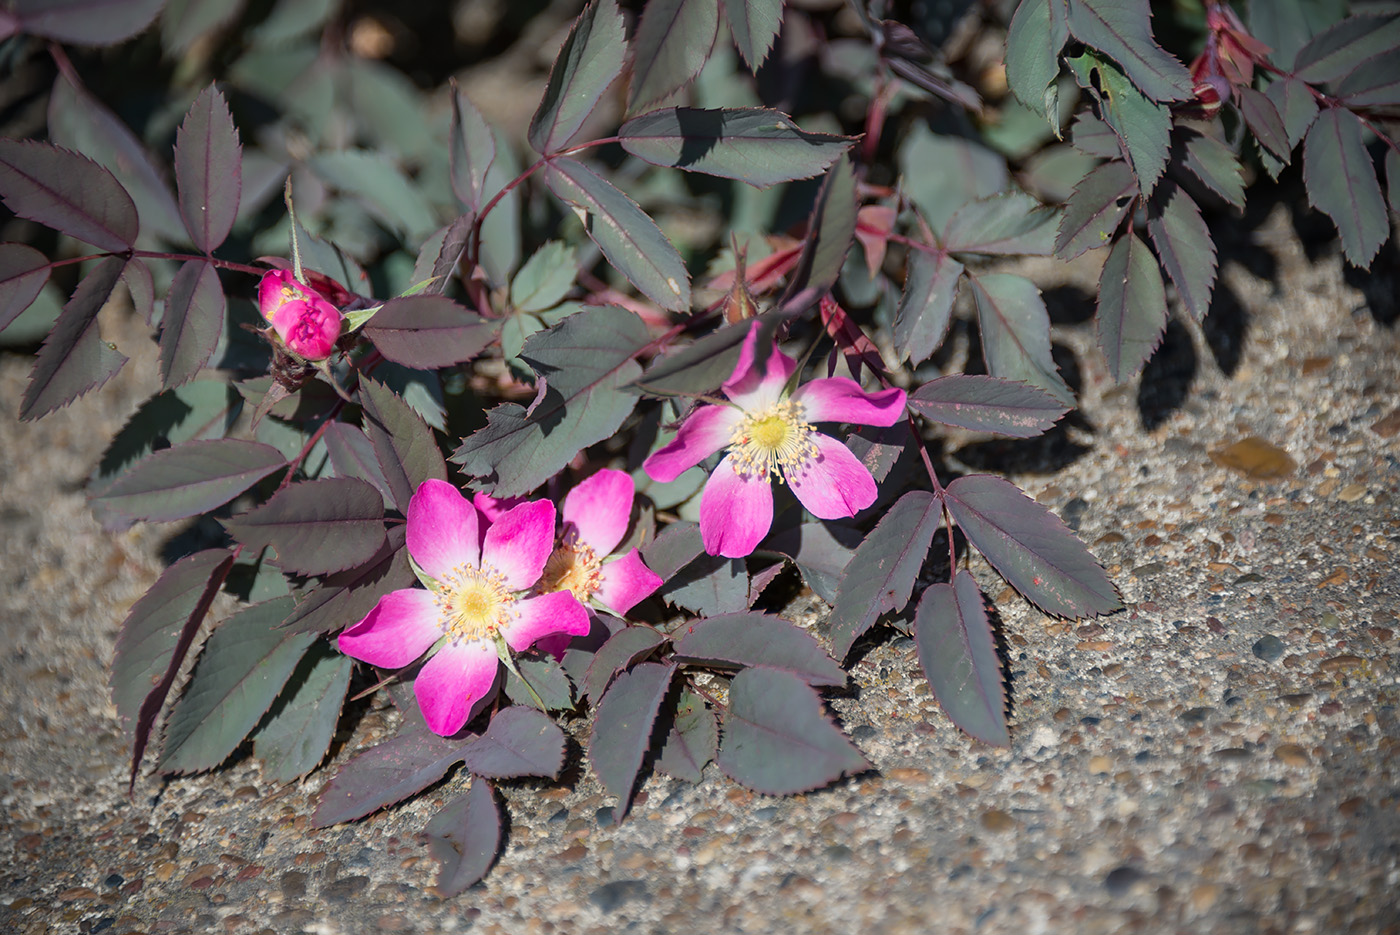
[
  {"left": 536, "top": 537, "right": 603, "bottom": 602},
  {"left": 728, "top": 398, "right": 819, "bottom": 482},
  {"left": 435, "top": 565, "right": 515, "bottom": 643}
]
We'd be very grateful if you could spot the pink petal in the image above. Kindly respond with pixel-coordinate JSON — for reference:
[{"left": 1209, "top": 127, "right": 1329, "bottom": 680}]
[
  {"left": 407, "top": 479, "right": 480, "bottom": 581},
  {"left": 792, "top": 378, "right": 906, "bottom": 426},
  {"left": 414, "top": 639, "right": 500, "bottom": 736},
  {"left": 501, "top": 590, "right": 591, "bottom": 652},
  {"left": 258, "top": 269, "right": 303, "bottom": 320},
  {"left": 787, "top": 432, "right": 878, "bottom": 519},
  {"left": 337, "top": 588, "right": 442, "bottom": 668},
  {"left": 472, "top": 491, "right": 526, "bottom": 525},
  {"left": 699, "top": 455, "right": 774, "bottom": 558},
  {"left": 561, "top": 469, "right": 634, "bottom": 555},
  {"left": 643, "top": 404, "right": 743, "bottom": 483},
  {"left": 723, "top": 322, "right": 798, "bottom": 410},
  {"left": 593, "top": 548, "right": 663, "bottom": 615},
  {"left": 481, "top": 499, "right": 556, "bottom": 590}
]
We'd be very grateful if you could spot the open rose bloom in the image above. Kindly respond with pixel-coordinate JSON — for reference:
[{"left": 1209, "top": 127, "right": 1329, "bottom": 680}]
[
  {"left": 257, "top": 268, "right": 343, "bottom": 361},
  {"left": 644, "top": 324, "right": 906, "bottom": 557},
  {"left": 338, "top": 479, "right": 589, "bottom": 735}
]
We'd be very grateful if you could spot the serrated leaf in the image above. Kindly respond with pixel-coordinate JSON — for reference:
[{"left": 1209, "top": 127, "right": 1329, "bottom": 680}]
[
  {"left": 943, "top": 192, "right": 1057, "bottom": 256},
  {"left": 0, "top": 140, "right": 138, "bottom": 252},
  {"left": 1302, "top": 107, "right": 1389, "bottom": 268},
  {"left": 1095, "top": 230, "right": 1167, "bottom": 381},
  {"left": 629, "top": 0, "right": 720, "bottom": 111},
  {"left": 451, "top": 305, "right": 651, "bottom": 496},
  {"left": 894, "top": 248, "right": 962, "bottom": 366},
  {"left": 462, "top": 706, "right": 567, "bottom": 778},
  {"left": 0, "top": 242, "right": 50, "bottom": 333},
  {"left": 629, "top": 315, "right": 768, "bottom": 396},
  {"left": 343, "top": 57, "right": 437, "bottom": 161},
  {"left": 251, "top": 0, "right": 336, "bottom": 44},
  {"left": 279, "top": 525, "right": 411, "bottom": 636},
  {"left": 1294, "top": 13, "right": 1400, "bottom": 83},
  {"left": 914, "top": 574, "right": 1009, "bottom": 746},
  {"left": 1389, "top": 148, "right": 1400, "bottom": 214},
  {"left": 528, "top": 0, "right": 627, "bottom": 154},
  {"left": 93, "top": 438, "right": 286, "bottom": 523},
  {"left": 943, "top": 473, "right": 1122, "bottom": 618},
  {"left": 588, "top": 662, "right": 675, "bottom": 817},
  {"left": 449, "top": 84, "right": 496, "bottom": 210},
  {"left": 641, "top": 521, "right": 705, "bottom": 578},
  {"left": 1065, "top": 0, "right": 1193, "bottom": 101},
  {"left": 717, "top": 666, "right": 867, "bottom": 794},
  {"left": 503, "top": 656, "right": 575, "bottom": 711},
  {"left": 19, "top": 257, "right": 128, "bottom": 421},
  {"left": 1005, "top": 0, "right": 1070, "bottom": 121},
  {"left": 252, "top": 643, "right": 352, "bottom": 782},
  {"left": 358, "top": 378, "right": 447, "bottom": 512},
  {"left": 309, "top": 149, "right": 437, "bottom": 238},
  {"left": 1181, "top": 131, "right": 1244, "bottom": 209},
  {"left": 1269, "top": 77, "right": 1320, "bottom": 152},
  {"left": 1246, "top": 0, "right": 1343, "bottom": 69},
  {"left": 828, "top": 490, "right": 941, "bottom": 662},
  {"left": 1337, "top": 49, "right": 1400, "bottom": 106},
  {"left": 159, "top": 597, "right": 313, "bottom": 774},
  {"left": 655, "top": 688, "right": 716, "bottom": 782},
  {"left": 110, "top": 549, "right": 233, "bottom": 785},
  {"left": 542, "top": 157, "right": 690, "bottom": 311},
  {"left": 362, "top": 295, "right": 495, "bottom": 369},
  {"left": 413, "top": 213, "right": 474, "bottom": 298},
  {"left": 724, "top": 0, "right": 784, "bottom": 71},
  {"left": 123, "top": 260, "right": 154, "bottom": 323},
  {"left": 968, "top": 272, "right": 1073, "bottom": 406},
  {"left": 1069, "top": 111, "right": 1121, "bottom": 158},
  {"left": 313, "top": 728, "right": 465, "bottom": 826},
  {"left": 424, "top": 781, "right": 501, "bottom": 898},
  {"left": 909, "top": 374, "right": 1069, "bottom": 437},
  {"left": 511, "top": 241, "right": 578, "bottom": 313},
  {"left": 10, "top": 0, "right": 165, "bottom": 45},
  {"left": 1066, "top": 50, "right": 1170, "bottom": 198},
  {"left": 661, "top": 551, "right": 749, "bottom": 616},
  {"left": 620, "top": 107, "right": 853, "bottom": 188},
  {"left": 224, "top": 477, "right": 387, "bottom": 576},
  {"left": 1147, "top": 181, "right": 1215, "bottom": 323},
  {"left": 779, "top": 156, "right": 856, "bottom": 312},
  {"left": 162, "top": 0, "right": 245, "bottom": 56},
  {"left": 1236, "top": 87, "right": 1289, "bottom": 163},
  {"left": 582, "top": 626, "right": 667, "bottom": 702},
  {"left": 761, "top": 521, "right": 859, "bottom": 604},
  {"left": 672, "top": 612, "right": 845, "bottom": 687},
  {"left": 91, "top": 380, "right": 241, "bottom": 496},
  {"left": 174, "top": 84, "right": 242, "bottom": 254},
  {"left": 899, "top": 127, "right": 1010, "bottom": 234},
  {"left": 159, "top": 259, "right": 224, "bottom": 389},
  {"left": 841, "top": 420, "right": 910, "bottom": 487}
]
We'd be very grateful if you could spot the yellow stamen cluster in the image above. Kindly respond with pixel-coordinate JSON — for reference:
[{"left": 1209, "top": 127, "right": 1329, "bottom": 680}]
[
  {"left": 537, "top": 537, "right": 603, "bottom": 603},
  {"left": 728, "top": 398, "right": 819, "bottom": 482},
  {"left": 435, "top": 564, "right": 516, "bottom": 643}
]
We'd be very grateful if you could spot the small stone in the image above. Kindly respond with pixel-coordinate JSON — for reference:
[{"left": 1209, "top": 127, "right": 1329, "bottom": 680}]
[
  {"left": 1191, "top": 883, "right": 1221, "bottom": 912},
  {"left": 1319, "top": 654, "right": 1363, "bottom": 672},
  {"left": 279, "top": 871, "right": 308, "bottom": 900},
  {"left": 57, "top": 887, "right": 98, "bottom": 902},
  {"left": 1370, "top": 408, "right": 1400, "bottom": 438},
  {"left": 1337, "top": 483, "right": 1367, "bottom": 502},
  {"left": 1273, "top": 744, "right": 1310, "bottom": 766},
  {"left": 589, "top": 880, "right": 648, "bottom": 913},
  {"left": 1088, "top": 755, "right": 1112, "bottom": 774},
  {"left": 1211, "top": 747, "right": 1252, "bottom": 761},
  {"left": 980, "top": 809, "right": 1015, "bottom": 832},
  {"left": 1252, "top": 635, "right": 1285, "bottom": 662},
  {"left": 1061, "top": 497, "right": 1089, "bottom": 530},
  {"left": 887, "top": 767, "right": 929, "bottom": 783},
  {"left": 1209, "top": 437, "right": 1297, "bottom": 479},
  {"left": 1178, "top": 706, "right": 1215, "bottom": 724},
  {"left": 1104, "top": 865, "right": 1146, "bottom": 896}
]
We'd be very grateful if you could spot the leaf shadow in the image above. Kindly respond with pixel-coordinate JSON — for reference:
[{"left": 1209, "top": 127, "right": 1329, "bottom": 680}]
[
  {"left": 1200, "top": 279, "right": 1249, "bottom": 377},
  {"left": 1136, "top": 318, "right": 1196, "bottom": 432},
  {"left": 1343, "top": 236, "right": 1400, "bottom": 327}
]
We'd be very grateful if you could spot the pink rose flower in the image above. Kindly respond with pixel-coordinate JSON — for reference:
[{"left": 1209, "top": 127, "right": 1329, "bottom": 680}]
[
  {"left": 338, "top": 479, "right": 590, "bottom": 736},
  {"left": 643, "top": 323, "right": 907, "bottom": 558},
  {"left": 258, "top": 269, "right": 343, "bottom": 361}
]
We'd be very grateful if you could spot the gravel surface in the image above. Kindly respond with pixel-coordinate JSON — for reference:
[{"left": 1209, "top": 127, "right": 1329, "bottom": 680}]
[{"left": 2, "top": 205, "right": 1397, "bottom": 935}]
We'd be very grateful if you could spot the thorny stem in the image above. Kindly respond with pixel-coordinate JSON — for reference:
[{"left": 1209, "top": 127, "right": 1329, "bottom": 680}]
[{"left": 45, "top": 251, "right": 267, "bottom": 277}]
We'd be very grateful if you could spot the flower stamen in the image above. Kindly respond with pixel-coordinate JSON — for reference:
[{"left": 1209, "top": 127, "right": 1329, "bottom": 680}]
[
  {"left": 537, "top": 536, "right": 603, "bottom": 602},
  {"left": 728, "top": 398, "right": 819, "bottom": 482},
  {"left": 435, "top": 564, "right": 516, "bottom": 643}
]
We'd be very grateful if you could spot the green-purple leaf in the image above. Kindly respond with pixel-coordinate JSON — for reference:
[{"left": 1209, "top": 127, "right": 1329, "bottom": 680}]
[
  {"left": 19, "top": 257, "right": 128, "bottom": 421},
  {"left": 628, "top": 0, "right": 720, "bottom": 111},
  {"left": 503, "top": 656, "right": 575, "bottom": 711},
  {"left": 910, "top": 374, "right": 1068, "bottom": 437},
  {"left": 462, "top": 706, "right": 567, "bottom": 779},
  {"left": 1294, "top": 13, "right": 1400, "bottom": 84},
  {"left": 1055, "top": 159, "right": 1136, "bottom": 259},
  {"left": 724, "top": 0, "right": 784, "bottom": 71},
  {"left": 424, "top": 781, "right": 501, "bottom": 898},
  {"left": 780, "top": 156, "right": 856, "bottom": 312},
  {"left": 1066, "top": 50, "right": 1170, "bottom": 198},
  {"left": 123, "top": 260, "right": 154, "bottom": 323},
  {"left": 1389, "top": 149, "right": 1400, "bottom": 214},
  {"left": 362, "top": 295, "right": 495, "bottom": 369},
  {"left": 110, "top": 549, "right": 233, "bottom": 785},
  {"left": 92, "top": 438, "right": 285, "bottom": 524},
  {"left": 1302, "top": 106, "right": 1388, "bottom": 268},
  {"left": 943, "top": 192, "right": 1057, "bottom": 256},
  {"left": 943, "top": 473, "right": 1122, "bottom": 618},
  {"left": 1069, "top": 111, "right": 1122, "bottom": 158},
  {"left": 582, "top": 625, "right": 667, "bottom": 702},
  {"left": 174, "top": 84, "right": 241, "bottom": 254},
  {"left": 761, "top": 521, "right": 859, "bottom": 605},
  {"left": 527, "top": 0, "right": 627, "bottom": 154},
  {"left": 1096, "top": 230, "right": 1167, "bottom": 380},
  {"left": 279, "top": 526, "right": 412, "bottom": 636},
  {"left": 449, "top": 84, "right": 496, "bottom": 210},
  {"left": 159, "top": 596, "right": 314, "bottom": 774},
  {"left": 1236, "top": 87, "right": 1289, "bottom": 163},
  {"left": 322, "top": 421, "right": 394, "bottom": 507},
  {"left": 0, "top": 243, "right": 50, "bottom": 333},
  {"left": 1337, "top": 49, "right": 1400, "bottom": 107},
  {"left": 159, "top": 259, "right": 225, "bottom": 389},
  {"left": 358, "top": 378, "right": 447, "bottom": 513},
  {"left": 968, "top": 272, "right": 1073, "bottom": 406},
  {"left": 1181, "top": 131, "right": 1244, "bottom": 209},
  {"left": 672, "top": 612, "right": 845, "bottom": 687},
  {"left": 1005, "top": 0, "right": 1070, "bottom": 121},
  {"left": 313, "top": 728, "right": 465, "bottom": 826},
  {"left": 620, "top": 107, "right": 852, "bottom": 188},
  {"left": 641, "top": 521, "right": 705, "bottom": 579},
  {"left": 629, "top": 315, "right": 765, "bottom": 396},
  {"left": 717, "top": 666, "right": 867, "bottom": 795},
  {"left": 655, "top": 688, "right": 716, "bottom": 782},
  {"left": 542, "top": 157, "right": 690, "bottom": 311},
  {"left": 914, "top": 573, "right": 1009, "bottom": 747},
  {"left": 251, "top": 643, "right": 353, "bottom": 782},
  {"left": 10, "top": 0, "right": 165, "bottom": 45},
  {"left": 661, "top": 551, "right": 749, "bottom": 616},
  {"left": 1065, "top": 0, "right": 1193, "bottom": 101},
  {"left": 895, "top": 248, "right": 962, "bottom": 365},
  {"left": 828, "top": 490, "right": 942, "bottom": 662},
  {"left": 1147, "top": 182, "right": 1215, "bottom": 323},
  {"left": 588, "top": 662, "right": 675, "bottom": 818},
  {"left": 224, "top": 477, "right": 387, "bottom": 577},
  {"left": 1269, "top": 77, "right": 1320, "bottom": 152},
  {"left": 0, "top": 140, "right": 138, "bottom": 252}
]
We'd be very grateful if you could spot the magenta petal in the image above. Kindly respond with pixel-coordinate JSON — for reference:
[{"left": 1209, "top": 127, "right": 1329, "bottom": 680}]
[
  {"left": 472, "top": 491, "right": 526, "bottom": 525},
  {"left": 723, "top": 322, "right": 798, "bottom": 410},
  {"left": 643, "top": 404, "right": 742, "bottom": 483},
  {"left": 502, "top": 590, "right": 590, "bottom": 652},
  {"left": 480, "top": 499, "right": 555, "bottom": 589},
  {"left": 593, "top": 549, "right": 664, "bottom": 615},
  {"left": 787, "top": 432, "right": 878, "bottom": 519},
  {"left": 337, "top": 588, "right": 442, "bottom": 669},
  {"left": 415, "top": 639, "right": 500, "bottom": 736},
  {"left": 699, "top": 455, "right": 774, "bottom": 558},
  {"left": 407, "top": 479, "right": 480, "bottom": 581},
  {"left": 562, "top": 469, "right": 634, "bottom": 555},
  {"left": 793, "top": 378, "right": 907, "bottom": 426}
]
